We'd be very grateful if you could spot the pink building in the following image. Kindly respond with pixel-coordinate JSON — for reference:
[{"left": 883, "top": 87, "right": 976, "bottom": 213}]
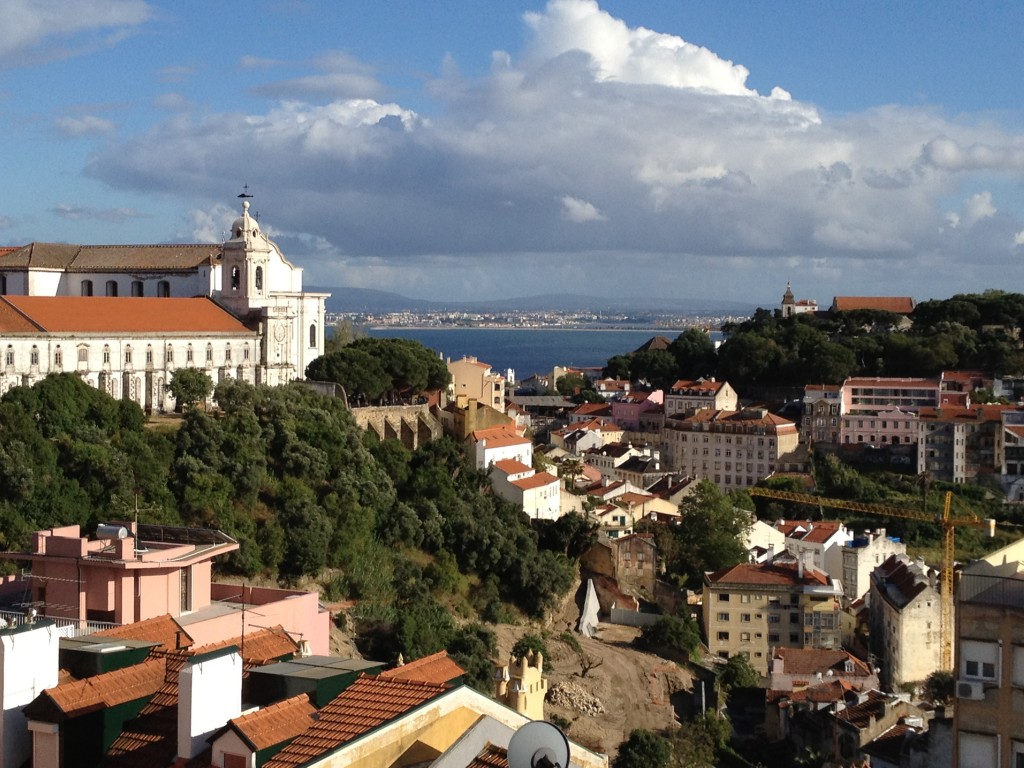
[
  {"left": 610, "top": 390, "right": 664, "bottom": 431},
  {"left": 0, "top": 523, "right": 330, "bottom": 655}
]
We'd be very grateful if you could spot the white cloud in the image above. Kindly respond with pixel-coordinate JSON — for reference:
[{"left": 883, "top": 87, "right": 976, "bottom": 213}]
[
  {"left": 1015, "top": 231, "right": 1024, "bottom": 246},
  {"left": 54, "top": 114, "right": 116, "bottom": 137},
  {"left": 0, "top": 0, "right": 150, "bottom": 66},
  {"left": 51, "top": 204, "right": 148, "bottom": 223},
  {"left": 561, "top": 195, "right": 605, "bottom": 222},
  {"left": 83, "top": 0, "right": 1024, "bottom": 303}
]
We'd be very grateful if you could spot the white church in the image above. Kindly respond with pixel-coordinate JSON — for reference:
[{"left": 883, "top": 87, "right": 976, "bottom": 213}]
[{"left": 0, "top": 200, "right": 328, "bottom": 412}]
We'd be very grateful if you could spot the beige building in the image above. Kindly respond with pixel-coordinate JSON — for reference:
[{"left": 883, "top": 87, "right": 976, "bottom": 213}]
[
  {"left": 448, "top": 356, "right": 506, "bottom": 414},
  {"left": 869, "top": 554, "right": 942, "bottom": 689},
  {"left": 953, "top": 538, "right": 1024, "bottom": 768},
  {"left": 663, "top": 378, "right": 738, "bottom": 417},
  {"left": 801, "top": 383, "right": 842, "bottom": 445},
  {"left": 703, "top": 558, "right": 843, "bottom": 675},
  {"left": 662, "top": 408, "right": 800, "bottom": 492}
]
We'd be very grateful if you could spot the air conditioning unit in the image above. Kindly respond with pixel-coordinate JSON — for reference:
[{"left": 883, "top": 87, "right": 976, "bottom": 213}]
[{"left": 957, "top": 679, "right": 985, "bottom": 700}]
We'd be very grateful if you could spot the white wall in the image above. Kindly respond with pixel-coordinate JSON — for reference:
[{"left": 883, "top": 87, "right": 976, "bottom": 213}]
[
  {"left": 1, "top": 623, "right": 60, "bottom": 768},
  {"left": 178, "top": 650, "right": 242, "bottom": 760}
]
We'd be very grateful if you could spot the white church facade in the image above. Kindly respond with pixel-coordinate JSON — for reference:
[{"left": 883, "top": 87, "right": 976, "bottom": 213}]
[{"left": 0, "top": 200, "right": 328, "bottom": 412}]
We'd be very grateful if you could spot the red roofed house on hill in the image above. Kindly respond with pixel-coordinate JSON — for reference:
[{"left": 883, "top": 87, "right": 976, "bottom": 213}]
[
  {"left": 830, "top": 296, "right": 916, "bottom": 316},
  {"left": 0, "top": 199, "right": 328, "bottom": 412}
]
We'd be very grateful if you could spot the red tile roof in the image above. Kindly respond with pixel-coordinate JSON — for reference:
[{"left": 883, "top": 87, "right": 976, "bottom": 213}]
[
  {"left": 772, "top": 648, "right": 872, "bottom": 678},
  {"left": 227, "top": 693, "right": 317, "bottom": 751},
  {"left": 570, "top": 403, "right": 613, "bottom": 417},
  {"left": 844, "top": 376, "right": 939, "bottom": 388},
  {"left": 775, "top": 520, "right": 845, "bottom": 545},
  {"left": 707, "top": 560, "right": 830, "bottom": 587},
  {"left": 917, "top": 404, "right": 1015, "bottom": 423},
  {"left": 93, "top": 614, "right": 193, "bottom": 651},
  {"left": 379, "top": 651, "right": 466, "bottom": 685},
  {"left": 468, "top": 743, "right": 509, "bottom": 768},
  {"left": 27, "top": 658, "right": 165, "bottom": 721},
  {"left": 262, "top": 675, "right": 449, "bottom": 768},
  {"left": 832, "top": 296, "right": 915, "bottom": 314},
  {"left": 492, "top": 459, "right": 533, "bottom": 475},
  {"left": 670, "top": 379, "right": 724, "bottom": 394},
  {"left": 511, "top": 471, "right": 558, "bottom": 490},
  {"left": 0, "top": 242, "right": 219, "bottom": 271},
  {"left": 0, "top": 296, "right": 254, "bottom": 334}
]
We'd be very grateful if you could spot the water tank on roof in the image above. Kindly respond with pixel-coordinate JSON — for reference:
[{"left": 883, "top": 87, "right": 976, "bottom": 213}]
[{"left": 96, "top": 524, "right": 128, "bottom": 540}]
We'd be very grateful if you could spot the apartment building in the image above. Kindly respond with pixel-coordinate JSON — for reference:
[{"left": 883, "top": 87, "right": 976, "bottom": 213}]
[
  {"left": 775, "top": 519, "right": 852, "bottom": 577},
  {"left": 662, "top": 408, "right": 800, "bottom": 492},
  {"left": 703, "top": 558, "right": 843, "bottom": 675},
  {"left": 869, "top": 554, "right": 942, "bottom": 689},
  {"left": 802, "top": 383, "right": 842, "bottom": 445},
  {"left": 998, "top": 409, "right": 1024, "bottom": 500},
  {"left": 953, "top": 539, "right": 1024, "bottom": 768},
  {"left": 917, "top": 405, "right": 1012, "bottom": 483},
  {"left": 663, "top": 378, "right": 738, "bottom": 417},
  {"left": 448, "top": 355, "right": 506, "bottom": 414},
  {"left": 840, "top": 529, "right": 907, "bottom": 604}
]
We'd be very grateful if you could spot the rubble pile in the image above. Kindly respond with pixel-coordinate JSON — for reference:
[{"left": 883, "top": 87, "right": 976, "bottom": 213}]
[{"left": 547, "top": 681, "right": 606, "bottom": 715}]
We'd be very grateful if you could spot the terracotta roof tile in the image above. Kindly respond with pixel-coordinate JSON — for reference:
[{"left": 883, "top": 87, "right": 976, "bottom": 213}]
[
  {"left": 510, "top": 471, "right": 558, "bottom": 491},
  {"left": 468, "top": 743, "right": 509, "bottom": 768},
  {"left": 263, "top": 675, "right": 449, "bottom": 768},
  {"left": 0, "top": 296, "right": 254, "bottom": 335},
  {"left": 228, "top": 693, "right": 317, "bottom": 752},
  {"left": 832, "top": 296, "right": 915, "bottom": 314},
  {"left": 772, "top": 648, "right": 872, "bottom": 678},
  {"left": 0, "top": 242, "right": 219, "bottom": 271},
  {"left": 28, "top": 658, "right": 165, "bottom": 720},
  {"left": 379, "top": 651, "right": 466, "bottom": 685},
  {"left": 707, "top": 560, "right": 830, "bottom": 587},
  {"left": 492, "top": 459, "right": 533, "bottom": 475},
  {"left": 93, "top": 614, "right": 193, "bottom": 652}
]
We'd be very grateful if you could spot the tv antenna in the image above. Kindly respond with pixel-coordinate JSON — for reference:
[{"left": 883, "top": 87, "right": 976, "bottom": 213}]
[{"left": 507, "top": 721, "right": 570, "bottom": 768}]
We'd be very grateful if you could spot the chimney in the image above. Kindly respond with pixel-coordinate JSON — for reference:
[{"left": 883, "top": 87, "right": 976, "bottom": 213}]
[{"left": 177, "top": 649, "right": 242, "bottom": 761}]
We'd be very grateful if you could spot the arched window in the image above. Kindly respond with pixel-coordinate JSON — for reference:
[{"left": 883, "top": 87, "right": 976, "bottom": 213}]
[
  {"left": 309, "top": 324, "right": 317, "bottom": 348},
  {"left": 78, "top": 346, "right": 88, "bottom": 364},
  {"left": 54, "top": 346, "right": 63, "bottom": 368},
  {"left": 5, "top": 346, "right": 13, "bottom": 366},
  {"left": 166, "top": 345, "right": 174, "bottom": 364},
  {"left": 124, "top": 345, "right": 132, "bottom": 365},
  {"left": 131, "top": 281, "right": 144, "bottom": 297},
  {"left": 231, "top": 266, "right": 240, "bottom": 290},
  {"left": 103, "top": 345, "right": 111, "bottom": 364},
  {"left": 81, "top": 280, "right": 93, "bottom": 296},
  {"left": 105, "top": 280, "right": 118, "bottom": 297},
  {"left": 243, "top": 343, "right": 250, "bottom": 361},
  {"left": 224, "top": 344, "right": 232, "bottom": 363},
  {"left": 157, "top": 280, "right": 170, "bottom": 297},
  {"left": 255, "top": 266, "right": 263, "bottom": 290},
  {"left": 146, "top": 345, "right": 153, "bottom": 365},
  {"left": 205, "top": 344, "right": 213, "bottom": 363},
  {"left": 186, "top": 344, "right": 194, "bottom": 363},
  {"left": 30, "top": 346, "right": 39, "bottom": 366}
]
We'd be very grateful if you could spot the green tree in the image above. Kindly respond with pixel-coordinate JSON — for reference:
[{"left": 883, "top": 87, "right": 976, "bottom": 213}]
[
  {"left": 169, "top": 368, "right": 214, "bottom": 411},
  {"left": 634, "top": 613, "right": 701, "bottom": 661},
  {"left": 718, "top": 654, "right": 761, "bottom": 692},
  {"left": 669, "top": 328, "right": 716, "bottom": 380},
  {"left": 667, "top": 481, "right": 751, "bottom": 587},
  {"left": 924, "top": 669, "right": 954, "bottom": 705},
  {"left": 613, "top": 730, "right": 671, "bottom": 768}
]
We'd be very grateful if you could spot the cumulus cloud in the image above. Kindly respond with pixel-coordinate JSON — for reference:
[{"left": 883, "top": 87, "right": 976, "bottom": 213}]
[
  {"left": 82, "top": 0, "right": 1024, "bottom": 301},
  {"left": 561, "top": 195, "right": 605, "bottom": 222},
  {"left": 54, "top": 114, "right": 116, "bottom": 137},
  {"left": 0, "top": 0, "right": 151, "bottom": 67},
  {"left": 51, "top": 204, "right": 148, "bottom": 223}
]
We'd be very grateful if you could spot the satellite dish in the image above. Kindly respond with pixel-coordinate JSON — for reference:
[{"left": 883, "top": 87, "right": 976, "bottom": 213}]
[{"left": 508, "top": 721, "right": 570, "bottom": 768}]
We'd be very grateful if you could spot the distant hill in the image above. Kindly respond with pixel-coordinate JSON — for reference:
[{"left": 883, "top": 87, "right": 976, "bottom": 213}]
[{"left": 310, "top": 286, "right": 754, "bottom": 315}]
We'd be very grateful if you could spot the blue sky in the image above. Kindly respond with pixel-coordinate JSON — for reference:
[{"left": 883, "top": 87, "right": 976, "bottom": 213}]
[{"left": 4, "top": 0, "right": 1024, "bottom": 307}]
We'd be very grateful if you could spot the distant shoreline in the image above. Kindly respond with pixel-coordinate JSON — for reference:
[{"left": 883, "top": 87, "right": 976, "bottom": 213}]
[{"left": 367, "top": 325, "right": 696, "bottom": 333}]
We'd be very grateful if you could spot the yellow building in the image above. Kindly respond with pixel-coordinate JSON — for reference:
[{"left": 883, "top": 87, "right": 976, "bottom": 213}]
[{"left": 448, "top": 356, "right": 506, "bottom": 414}]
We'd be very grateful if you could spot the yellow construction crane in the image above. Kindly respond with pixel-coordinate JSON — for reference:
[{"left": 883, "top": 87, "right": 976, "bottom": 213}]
[{"left": 747, "top": 487, "right": 995, "bottom": 671}]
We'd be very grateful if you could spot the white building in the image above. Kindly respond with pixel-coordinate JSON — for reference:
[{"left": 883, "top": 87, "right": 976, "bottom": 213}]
[
  {"left": 840, "top": 529, "right": 907, "bottom": 604},
  {"left": 0, "top": 200, "right": 328, "bottom": 410},
  {"left": 489, "top": 460, "right": 562, "bottom": 521}
]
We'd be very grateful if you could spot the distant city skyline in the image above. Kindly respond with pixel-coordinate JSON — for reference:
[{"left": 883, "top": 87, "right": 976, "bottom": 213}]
[{"left": 4, "top": 1, "right": 1024, "bottom": 306}]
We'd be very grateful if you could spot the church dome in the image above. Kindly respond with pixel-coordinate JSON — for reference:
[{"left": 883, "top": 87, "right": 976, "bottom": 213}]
[{"left": 230, "top": 200, "right": 259, "bottom": 239}]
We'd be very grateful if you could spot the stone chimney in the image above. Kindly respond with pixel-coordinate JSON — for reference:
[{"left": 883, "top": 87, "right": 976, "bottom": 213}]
[{"left": 177, "top": 648, "right": 241, "bottom": 761}]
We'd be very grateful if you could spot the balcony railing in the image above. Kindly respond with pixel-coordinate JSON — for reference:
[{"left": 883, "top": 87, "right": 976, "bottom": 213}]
[{"left": 0, "top": 609, "right": 117, "bottom": 638}]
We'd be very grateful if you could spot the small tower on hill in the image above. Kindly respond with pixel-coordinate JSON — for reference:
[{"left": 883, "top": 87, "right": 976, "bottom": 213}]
[{"left": 494, "top": 651, "right": 548, "bottom": 720}]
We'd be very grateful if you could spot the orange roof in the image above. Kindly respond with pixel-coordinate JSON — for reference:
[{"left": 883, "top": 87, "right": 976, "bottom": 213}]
[
  {"left": 844, "top": 376, "right": 939, "bottom": 388},
  {"left": 379, "top": 651, "right": 466, "bottom": 685},
  {"left": 263, "top": 675, "right": 449, "bottom": 768},
  {"left": 571, "top": 403, "right": 612, "bottom": 417},
  {"left": 203, "top": 625, "right": 299, "bottom": 666},
  {"left": 479, "top": 434, "right": 531, "bottom": 449},
  {"left": 0, "top": 242, "right": 219, "bottom": 271},
  {"left": 707, "top": 561, "right": 831, "bottom": 587},
  {"left": 670, "top": 379, "right": 723, "bottom": 393},
  {"left": 470, "top": 425, "right": 520, "bottom": 441},
  {"left": 511, "top": 471, "right": 558, "bottom": 490},
  {"left": 227, "top": 693, "right": 317, "bottom": 751},
  {"left": 918, "top": 404, "right": 1015, "bottom": 423},
  {"left": 616, "top": 491, "right": 656, "bottom": 506},
  {"left": 776, "top": 520, "right": 845, "bottom": 545},
  {"left": 468, "top": 743, "right": 509, "bottom": 768},
  {"left": 29, "top": 658, "right": 165, "bottom": 720},
  {"left": 492, "top": 459, "right": 533, "bottom": 475},
  {"left": 0, "top": 296, "right": 254, "bottom": 335},
  {"left": 93, "top": 613, "right": 193, "bottom": 651},
  {"left": 772, "top": 648, "right": 872, "bottom": 677},
  {"left": 832, "top": 296, "right": 915, "bottom": 314}
]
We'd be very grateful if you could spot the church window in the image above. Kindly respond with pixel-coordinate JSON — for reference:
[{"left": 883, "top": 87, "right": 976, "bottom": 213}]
[
  {"left": 243, "top": 344, "right": 250, "bottom": 361},
  {"left": 103, "top": 345, "right": 111, "bottom": 364},
  {"left": 166, "top": 345, "right": 174, "bottom": 364},
  {"left": 54, "top": 347, "right": 62, "bottom": 367},
  {"left": 206, "top": 344, "right": 213, "bottom": 363},
  {"left": 78, "top": 346, "right": 88, "bottom": 363},
  {"left": 124, "top": 346, "right": 132, "bottom": 365},
  {"left": 186, "top": 345, "right": 194, "bottom": 363},
  {"left": 81, "top": 280, "right": 93, "bottom": 296},
  {"left": 231, "top": 266, "right": 240, "bottom": 290},
  {"left": 30, "top": 346, "right": 39, "bottom": 366},
  {"left": 105, "top": 280, "right": 118, "bottom": 297},
  {"left": 224, "top": 344, "right": 231, "bottom": 363},
  {"left": 131, "top": 281, "right": 144, "bottom": 297},
  {"left": 157, "top": 280, "right": 170, "bottom": 297},
  {"left": 255, "top": 266, "right": 263, "bottom": 290},
  {"left": 5, "top": 346, "right": 13, "bottom": 366},
  {"left": 309, "top": 324, "right": 317, "bottom": 347}
]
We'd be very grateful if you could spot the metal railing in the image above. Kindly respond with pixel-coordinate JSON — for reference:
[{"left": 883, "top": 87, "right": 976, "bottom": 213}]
[{"left": 0, "top": 609, "right": 117, "bottom": 638}]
